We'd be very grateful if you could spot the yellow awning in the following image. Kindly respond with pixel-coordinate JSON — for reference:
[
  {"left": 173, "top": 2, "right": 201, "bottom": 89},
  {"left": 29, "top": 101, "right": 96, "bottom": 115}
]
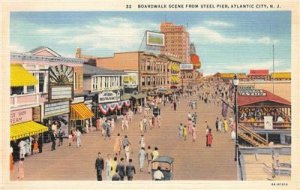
[
  {"left": 271, "top": 72, "right": 291, "bottom": 79},
  {"left": 70, "top": 103, "right": 94, "bottom": 120},
  {"left": 11, "top": 121, "right": 48, "bottom": 141},
  {"left": 11, "top": 64, "right": 38, "bottom": 87}
]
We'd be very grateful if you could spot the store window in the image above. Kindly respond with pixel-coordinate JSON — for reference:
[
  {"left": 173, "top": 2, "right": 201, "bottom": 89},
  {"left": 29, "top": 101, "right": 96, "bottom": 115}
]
[
  {"left": 11, "top": 86, "right": 24, "bottom": 95},
  {"left": 27, "top": 85, "right": 35, "bottom": 93},
  {"left": 39, "top": 73, "right": 45, "bottom": 93}
]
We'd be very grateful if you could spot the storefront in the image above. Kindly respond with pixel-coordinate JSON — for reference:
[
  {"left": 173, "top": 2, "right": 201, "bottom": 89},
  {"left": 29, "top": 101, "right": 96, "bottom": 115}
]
[{"left": 70, "top": 96, "right": 94, "bottom": 133}]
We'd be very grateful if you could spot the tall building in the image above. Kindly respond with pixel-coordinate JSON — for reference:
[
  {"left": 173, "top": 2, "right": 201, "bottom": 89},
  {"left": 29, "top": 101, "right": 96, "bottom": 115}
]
[{"left": 160, "top": 22, "right": 190, "bottom": 63}]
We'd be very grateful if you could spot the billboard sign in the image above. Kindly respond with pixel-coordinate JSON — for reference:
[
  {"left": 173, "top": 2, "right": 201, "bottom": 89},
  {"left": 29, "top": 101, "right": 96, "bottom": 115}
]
[
  {"left": 146, "top": 31, "right": 165, "bottom": 47},
  {"left": 180, "top": 64, "right": 194, "bottom": 70},
  {"left": 98, "top": 90, "right": 120, "bottom": 103}
]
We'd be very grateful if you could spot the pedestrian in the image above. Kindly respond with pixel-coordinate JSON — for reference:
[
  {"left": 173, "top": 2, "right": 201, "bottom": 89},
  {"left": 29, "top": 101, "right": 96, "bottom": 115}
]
[
  {"left": 50, "top": 130, "right": 56, "bottom": 151},
  {"left": 113, "top": 133, "right": 122, "bottom": 156},
  {"left": 122, "top": 135, "right": 130, "bottom": 150},
  {"left": 58, "top": 128, "right": 64, "bottom": 146},
  {"left": 95, "top": 152, "right": 104, "bottom": 181},
  {"left": 105, "top": 120, "right": 111, "bottom": 140},
  {"left": 139, "top": 134, "right": 145, "bottom": 148},
  {"left": 141, "top": 116, "right": 148, "bottom": 132},
  {"left": 10, "top": 146, "right": 14, "bottom": 172},
  {"left": 25, "top": 138, "right": 30, "bottom": 156},
  {"left": 223, "top": 118, "right": 228, "bottom": 132},
  {"left": 215, "top": 117, "right": 219, "bottom": 132},
  {"left": 105, "top": 154, "right": 112, "bottom": 180},
  {"left": 111, "top": 118, "right": 115, "bottom": 132},
  {"left": 206, "top": 129, "right": 213, "bottom": 147},
  {"left": 178, "top": 123, "right": 183, "bottom": 138},
  {"left": 192, "top": 125, "right": 197, "bottom": 142},
  {"left": 110, "top": 157, "right": 118, "bottom": 178},
  {"left": 125, "top": 145, "right": 131, "bottom": 163},
  {"left": 68, "top": 132, "right": 72, "bottom": 146},
  {"left": 173, "top": 101, "right": 177, "bottom": 111},
  {"left": 38, "top": 135, "right": 43, "bottom": 153},
  {"left": 18, "top": 139, "right": 26, "bottom": 159},
  {"left": 85, "top": 119, "right": 90, "bottom": 133},
  {"left": 33, "top": 138, "right": 39, "bottom": 154},
  {"left": 187, "top": 119, "right": 193, "bottom": 134},
  {"left": 153, "top": 166, "right": 164, "bottom": 181},
  {"left": 128, "top": 109, "right": 133, "bottom": 123},
  {"left": 17, "top": 157, "right": 25, "bottom": 180},
  {"left": 76, "top": 128, "right": 82, "bottom": 147},
  {"left": 218, "top": 118, "right": 222, "bottom": 132},
  {"left": 146, "top": 146, "right": 152, "bottom": 174},
  {"left": 152, "top": 147, "right": 159, "bottom": 161},
  {"left": 183, "top": 125, "right": 187, "bottom": 141},
  {"left": 116, "top": 157, "right": 126, "bottom": 180},
  {"left": 125, "top": 159, "right": 136, "bottom": 181},
  {"left": 138, "top": 147, "right": 146, "bottom": 172}
]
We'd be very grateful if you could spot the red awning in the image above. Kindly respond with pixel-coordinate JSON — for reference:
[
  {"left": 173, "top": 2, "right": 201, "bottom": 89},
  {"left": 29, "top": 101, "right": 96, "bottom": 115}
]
[
  {"left": 238, "top": 90, "right": 291, "bottom": 107},
  {"left": 248, "top": 69, "right": 269, "bottom": 76}
]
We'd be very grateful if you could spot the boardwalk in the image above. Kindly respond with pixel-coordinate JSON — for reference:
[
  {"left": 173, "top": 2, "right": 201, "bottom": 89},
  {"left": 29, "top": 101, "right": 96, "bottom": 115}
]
[{"left": 10, "top": 94, "right": 237, "bottom": 180}]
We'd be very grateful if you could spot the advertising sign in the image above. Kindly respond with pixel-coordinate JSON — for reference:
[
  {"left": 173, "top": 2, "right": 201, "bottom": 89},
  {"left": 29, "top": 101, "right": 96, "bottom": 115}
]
[
  {"left": 180, "top": 64, "right": 194, "bottom": 70},
  {"left": 123, "top": 73, "right": 138, "bottom": 88},
  {"left": 239, "top": 89, "right": 267, "bottom": 96},
  {"left": 10, "top": 108, "right": 33, "bottom": 125},
  {"left": 56, "top": 114, "right": 69, "bottom": 137},
  {"left": 44, "top": 101, "right": 70, "bottom": 118},
  {"left": 146, "top": 31, "right": 165, "bottom": 47},
  {"left": 32, "top": 106, "right": 41, "bottom": 122},
  {"left": 48, "top": 65, "right": 74, "bottom": 101},
  {"left": 98, "top": 91, "right": 120, "bottom": 103}
]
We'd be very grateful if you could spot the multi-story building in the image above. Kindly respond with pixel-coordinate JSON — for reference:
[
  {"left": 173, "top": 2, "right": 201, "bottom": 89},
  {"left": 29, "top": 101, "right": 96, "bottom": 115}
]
[
  {"left": 10, "top": 47, "right": 92, "bottom": 147},
  {"left": 160, "top": 22, "right": 190, "bottom": 63}
]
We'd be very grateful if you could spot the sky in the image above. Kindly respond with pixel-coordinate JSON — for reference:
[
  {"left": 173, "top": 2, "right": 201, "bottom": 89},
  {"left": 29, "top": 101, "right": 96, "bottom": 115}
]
[{"left": 10, "top": 11, "right": 291, "bottom": 75}]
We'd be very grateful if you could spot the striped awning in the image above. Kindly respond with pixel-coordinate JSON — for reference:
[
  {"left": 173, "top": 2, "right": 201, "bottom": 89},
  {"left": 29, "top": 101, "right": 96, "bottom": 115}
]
[
  {"left": 70, "top": 103, "right": 94, "bottom": 120},
  {"left": 171, "top": 64, "right": 180, "bottom": 72},
  {"left": 11, "top": 121, "right": 48, "bottom": 141},
  {"left": 11, "top": 64, "right": 38, "bottom": 87},
  {"left": 171, "top": 76, "right": 180, "bottom": 83}
]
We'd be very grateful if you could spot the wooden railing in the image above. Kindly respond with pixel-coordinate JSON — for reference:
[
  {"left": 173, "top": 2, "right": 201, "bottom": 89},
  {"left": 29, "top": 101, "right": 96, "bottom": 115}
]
[
  {"left": 239, "top": 121, "right": 291, "bottom": 129},
  {"left": 239, "top": 125, "right": 268, "bottom": 146}
]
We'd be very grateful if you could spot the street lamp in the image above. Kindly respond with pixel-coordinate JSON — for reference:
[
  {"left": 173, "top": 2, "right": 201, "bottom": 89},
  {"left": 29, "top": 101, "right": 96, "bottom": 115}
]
[{"left": 233, "top": 74, "right": 239, "bottom": 162}]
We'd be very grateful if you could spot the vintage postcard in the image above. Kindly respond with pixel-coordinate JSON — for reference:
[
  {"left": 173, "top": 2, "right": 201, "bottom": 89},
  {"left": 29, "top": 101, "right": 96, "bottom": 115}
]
[{"left": 0, "top": 0, "right": 299, "bottom": 189}]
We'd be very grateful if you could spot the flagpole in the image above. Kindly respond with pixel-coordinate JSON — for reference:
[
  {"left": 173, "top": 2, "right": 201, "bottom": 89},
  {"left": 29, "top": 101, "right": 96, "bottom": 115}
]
[{"left": 272, "top": 43, "right": 275, "bottom": 94}]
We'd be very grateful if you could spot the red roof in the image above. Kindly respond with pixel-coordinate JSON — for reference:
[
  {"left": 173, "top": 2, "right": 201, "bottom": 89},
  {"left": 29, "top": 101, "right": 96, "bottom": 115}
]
[
  {"left": 249, "top": 69, "right": 269, "bottom": 76},
  {"left": 238, "top": 90, "right": 291, "bottom": 107}
]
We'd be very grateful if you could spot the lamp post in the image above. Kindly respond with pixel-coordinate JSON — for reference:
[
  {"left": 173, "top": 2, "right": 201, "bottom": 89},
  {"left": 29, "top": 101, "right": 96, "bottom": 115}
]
[
  {"left": 233, "top": 74, "right": 239, "bottom": 162},
  {"left": 181, "top": 76, "right": 184, "bottom": 93}
]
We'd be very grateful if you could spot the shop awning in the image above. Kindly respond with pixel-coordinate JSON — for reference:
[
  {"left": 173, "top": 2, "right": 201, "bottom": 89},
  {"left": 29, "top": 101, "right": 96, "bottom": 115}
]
[
  {"left": 11, "top": 64, "right": 38, "bottom": 87},
  {"left": 11, "top": 121, "right": 48, "bottom": 141},
  {"left": 70, "top": 103, "right": 94, "bottom": 120},
  {"left": 132, "top": 93, "right": 147, "bottom": 99}
]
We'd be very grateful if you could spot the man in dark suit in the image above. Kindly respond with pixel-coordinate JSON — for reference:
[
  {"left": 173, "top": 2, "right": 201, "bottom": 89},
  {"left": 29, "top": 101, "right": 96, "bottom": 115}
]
[
  {"left": 116, "top": 157, "right": 126, "bottom": 180},
  {"left": 95, "top": 152, "right": 104, "bottom": 181},
  {"left": 125, "top": 159, "right": 136, "bottom": 181}
]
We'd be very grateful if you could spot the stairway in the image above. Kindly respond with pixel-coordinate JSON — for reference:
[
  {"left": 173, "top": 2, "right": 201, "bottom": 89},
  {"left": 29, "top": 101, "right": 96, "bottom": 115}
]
[{"left": 238, "top": 125, "right": 268, "bottom": 147}]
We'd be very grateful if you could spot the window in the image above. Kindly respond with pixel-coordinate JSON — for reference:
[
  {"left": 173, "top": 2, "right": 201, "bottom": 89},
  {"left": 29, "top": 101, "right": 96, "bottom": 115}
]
[
  {"left": 74, "top": 72, "right": 77, "bottom": 90},
  {"left": 27, "top": 85, "right": 35, "bottom": 93},
  {"left": 11, "top": 87, "right": 24, "bottom": 95},
  {"left": 39, "top": 73, "right": 45, "bottom": 93},
  {"left": 142, "top": 77, "right": 145, "bottom": 86}
]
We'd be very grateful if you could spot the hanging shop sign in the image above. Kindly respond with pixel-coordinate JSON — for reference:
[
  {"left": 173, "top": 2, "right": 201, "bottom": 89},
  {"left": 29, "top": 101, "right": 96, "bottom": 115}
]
[
  {"left": 44, "top": 101, "right": 70, "bottom": 118},
  {"left": 32, "top": 106, "right": 41, "bottom": 122},
  {"left": 239, "top": 89, "right": 267, "bottom": 96},
  {"left": 10, "top": 108, "right": 32, "bottom": 125},
  {"left": 48, "top": 65, "right": 74, "bottom": 101},
  {"left": 98, "top": 91, "right": 120, "bottom": 103},
  {"left": 180, "top": 64, "right": 194, "bottom": 70}
]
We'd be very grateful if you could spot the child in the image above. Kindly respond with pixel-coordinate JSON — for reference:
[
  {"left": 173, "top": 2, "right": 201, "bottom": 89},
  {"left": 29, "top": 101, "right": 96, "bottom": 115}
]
[
  {"left": 18, "top": 158, "right": 25, "bottom": 180},
  {"left": 206, "top": 129, "right": 213, "bottom": 147},
  {"left": 33, "top": 139, "right": 39, "bottom": 154},
  {"left": 183, "top": 125, "right": 187, "bottom": 141}
]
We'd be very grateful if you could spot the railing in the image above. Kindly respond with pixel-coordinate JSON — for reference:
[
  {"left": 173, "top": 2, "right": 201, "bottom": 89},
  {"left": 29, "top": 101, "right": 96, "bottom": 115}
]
[
  {"left": 239, "top": 125, "right": 268, "bottom": 146},
  {"left": 10, "top": 93, "right": 47, "bottom": 108},
  {"left": 239, "top": 121, "right": 291, "bottom": 129}
]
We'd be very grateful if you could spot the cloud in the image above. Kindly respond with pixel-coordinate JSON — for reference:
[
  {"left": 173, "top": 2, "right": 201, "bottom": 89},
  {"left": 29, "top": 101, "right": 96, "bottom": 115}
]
[
  {"left": 189, "top": 26, "right": 278, "bottom": 45},
  {"left": 204, "top": 20, "right": 234, "bottom": 27},
  {"left": 37, "top": 17, "right": 159, "bottom": 55},
  {"left": 10, "top": 43, "right": 26, "bottom": 52}
]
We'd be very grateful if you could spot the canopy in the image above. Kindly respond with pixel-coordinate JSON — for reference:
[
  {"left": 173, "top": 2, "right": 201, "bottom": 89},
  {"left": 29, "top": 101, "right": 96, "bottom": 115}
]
[
  {"left": 11, "top": 64, "right": 38, "bottom": 87},
  {"left": 152, "top": 156, "right": 174, "bottom": 164},
  {"left": 11, "top": 121, "right": 48, "bottom": 140},
  {"left": 70, "top": 103, "right": 94, "bottom": 120},
  {"left": 132, "top": 93, "right": 147, "bottom": 99},
  {"left": 238, "top": 90, "right": 291, "bottom": 107}
]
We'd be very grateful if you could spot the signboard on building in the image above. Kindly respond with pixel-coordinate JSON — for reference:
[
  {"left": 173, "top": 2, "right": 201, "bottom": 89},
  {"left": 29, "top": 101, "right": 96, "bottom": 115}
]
[
  {"left": 239, "top": 89, "right": 267, "bottom": 96},
  {"left": 32, "top": 106, "right": 41, "bottom": 122},
  {"left": 56, "top": 114, "right": 69, "bottom": 138},
  {"left": 98, "top": 91, "right": 120, "bottom": 103},
  {"left": 72, "top": 96, "right": 85, "bottom": 104},
  {"left": 44, "top": 101, "right": 70, "bottom": 118},
  {"left": 180, "top": 64, "right": 194, "bottom": 70},
  {"left": 146, "top": 31, "right": 165, "bottom": 47},
  {"left": 123, "top": 73, "right": 138, "bottom": 88},
  {"left": 10, "top": 108, "right": 33, "bottom": 125},
  {"left": 264, "top": 116, "right": 273, "bottom": 130},
  {"left": 48, "top": 65, "right": 74, "bottom": 101}
]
